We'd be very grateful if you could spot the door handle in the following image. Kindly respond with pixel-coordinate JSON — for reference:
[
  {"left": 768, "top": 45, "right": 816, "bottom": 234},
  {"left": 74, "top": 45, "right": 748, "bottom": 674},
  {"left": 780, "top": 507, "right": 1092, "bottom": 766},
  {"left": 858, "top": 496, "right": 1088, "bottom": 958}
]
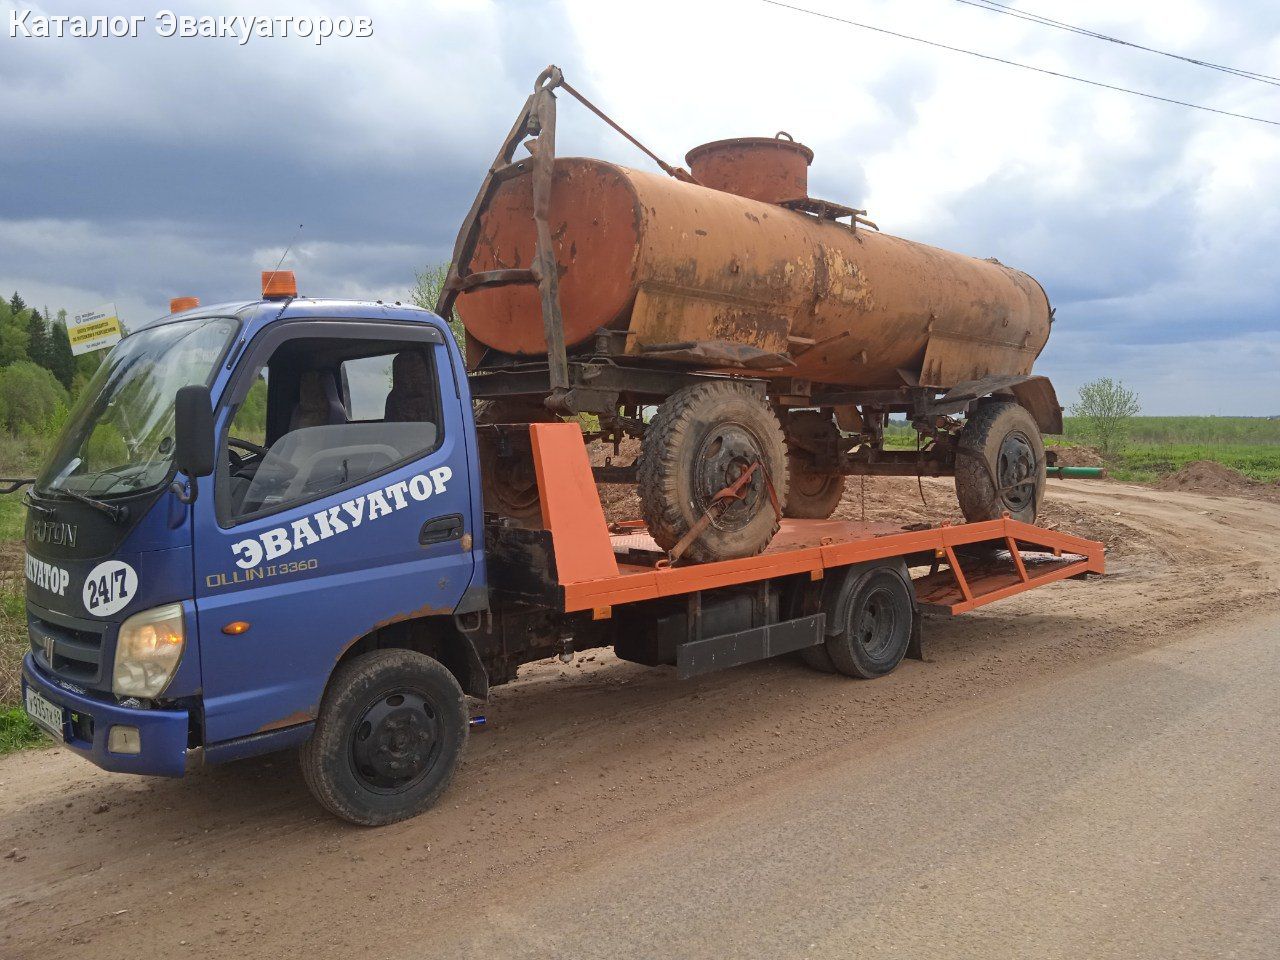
[{"left": 419, "top": 513, "right": 464, "bottom": 546}]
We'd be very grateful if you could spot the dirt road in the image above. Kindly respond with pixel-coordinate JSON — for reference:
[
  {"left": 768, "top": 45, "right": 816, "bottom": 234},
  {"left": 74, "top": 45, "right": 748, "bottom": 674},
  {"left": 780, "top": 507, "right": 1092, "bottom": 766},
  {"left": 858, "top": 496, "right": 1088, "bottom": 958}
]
[{"left": 2, "top": 479, "right": 1278, "bottom": 959}]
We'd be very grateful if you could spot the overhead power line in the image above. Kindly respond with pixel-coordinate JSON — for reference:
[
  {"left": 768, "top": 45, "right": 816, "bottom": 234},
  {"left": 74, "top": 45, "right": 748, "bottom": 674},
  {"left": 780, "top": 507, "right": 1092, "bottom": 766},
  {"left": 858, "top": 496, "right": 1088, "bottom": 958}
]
[
  {"left": 954, "top": 0, "right": 1280, "bottom": 88},
  {"left": 757, "top": 0, "right": 1280, "bottom": 127}
]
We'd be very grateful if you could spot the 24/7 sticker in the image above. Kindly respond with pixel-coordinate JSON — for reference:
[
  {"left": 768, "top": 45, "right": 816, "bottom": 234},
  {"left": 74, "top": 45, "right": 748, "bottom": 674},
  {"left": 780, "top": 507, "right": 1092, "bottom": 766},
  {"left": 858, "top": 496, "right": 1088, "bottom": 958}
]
[{"left": 83, "top": 560, "right": 138, "bottom": 617}]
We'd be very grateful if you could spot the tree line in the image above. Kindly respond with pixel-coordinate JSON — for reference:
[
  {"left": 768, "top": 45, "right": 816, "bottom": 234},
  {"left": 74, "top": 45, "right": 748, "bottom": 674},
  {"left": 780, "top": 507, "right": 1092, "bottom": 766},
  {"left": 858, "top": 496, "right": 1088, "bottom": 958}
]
[{"left": 0, "top": 292, "right": 104, "bottom": 437}]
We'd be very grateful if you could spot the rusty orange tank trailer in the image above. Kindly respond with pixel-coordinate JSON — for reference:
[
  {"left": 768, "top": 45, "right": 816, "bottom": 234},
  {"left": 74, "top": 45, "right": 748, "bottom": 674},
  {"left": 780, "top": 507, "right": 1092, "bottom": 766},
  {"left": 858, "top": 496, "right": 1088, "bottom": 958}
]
[{"left": 442, "top": 67, "right": 1062, "bottom": 564}]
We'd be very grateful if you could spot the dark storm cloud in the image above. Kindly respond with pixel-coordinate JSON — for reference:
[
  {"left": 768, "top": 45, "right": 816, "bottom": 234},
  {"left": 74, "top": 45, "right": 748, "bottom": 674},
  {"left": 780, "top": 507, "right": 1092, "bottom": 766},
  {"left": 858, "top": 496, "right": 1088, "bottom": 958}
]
[
  {"left": 1, "top": 0, "right": 1278, "bottom": 413},
  {"left": 0, "top": 0, "right": 587, "bottom": 309}
]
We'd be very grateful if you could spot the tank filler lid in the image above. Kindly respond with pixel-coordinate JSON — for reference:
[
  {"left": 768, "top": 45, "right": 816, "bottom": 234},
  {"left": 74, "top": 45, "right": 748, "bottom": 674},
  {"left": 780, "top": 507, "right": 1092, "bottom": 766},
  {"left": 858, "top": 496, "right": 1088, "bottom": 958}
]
[
  {"left": 684, "top": 132, "right": 815, "bottom": 206},
  {"left": 684, "top": 133, "right": 814, "bottom": 166}
]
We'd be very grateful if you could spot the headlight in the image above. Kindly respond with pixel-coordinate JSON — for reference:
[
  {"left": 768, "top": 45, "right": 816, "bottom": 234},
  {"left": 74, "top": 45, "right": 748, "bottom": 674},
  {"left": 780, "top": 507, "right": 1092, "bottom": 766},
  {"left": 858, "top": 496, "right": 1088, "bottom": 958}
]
[{"left": 112, "top": 603, "right": 186, "bottom": 698}]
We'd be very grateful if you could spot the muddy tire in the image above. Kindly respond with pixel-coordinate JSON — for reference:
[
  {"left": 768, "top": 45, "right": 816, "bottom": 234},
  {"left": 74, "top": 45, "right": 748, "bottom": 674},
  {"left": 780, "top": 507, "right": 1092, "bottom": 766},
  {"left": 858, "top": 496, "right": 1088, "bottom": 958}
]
[
  {"left": 825, "top": 567, "right": 914, "bottom": 679},
  {"left": 954, "top": 401, "right": 1046, "bottom": 525},
  {"left": 475, "top": 399, "right": 561, "bottom": 526},
  {"left": 638, "top": 381, "right": 787, "bottom": 563},
  {"left": 300, "top": 649, "right": 467, "bottom": 826},
  {"left": 784, "top": 410, "right": 845, "bottom": 520}
]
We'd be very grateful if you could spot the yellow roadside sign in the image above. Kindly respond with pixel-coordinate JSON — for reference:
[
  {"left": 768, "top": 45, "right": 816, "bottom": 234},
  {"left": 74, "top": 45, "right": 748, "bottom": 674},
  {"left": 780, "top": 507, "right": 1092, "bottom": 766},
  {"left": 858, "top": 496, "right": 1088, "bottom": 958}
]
[{"left": 68, "top": 304, "right": 124, "bottom": 356}]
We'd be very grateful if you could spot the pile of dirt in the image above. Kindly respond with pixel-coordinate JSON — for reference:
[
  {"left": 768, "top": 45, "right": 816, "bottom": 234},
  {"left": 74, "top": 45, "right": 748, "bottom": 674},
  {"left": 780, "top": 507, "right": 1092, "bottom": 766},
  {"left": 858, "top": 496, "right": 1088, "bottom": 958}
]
[
  {"left": 1048, "top": 445, "right": 1105, "bottom": 467},
  {"left": 1156, "top": 460, "right": 1280, "bottom": 502}
]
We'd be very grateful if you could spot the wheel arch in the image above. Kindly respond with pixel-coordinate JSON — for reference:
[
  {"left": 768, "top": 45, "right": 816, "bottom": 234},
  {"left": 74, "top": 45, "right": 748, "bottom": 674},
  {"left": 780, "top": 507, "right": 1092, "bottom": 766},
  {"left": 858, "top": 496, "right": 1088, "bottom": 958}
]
[
  {"left": 948, "top": 374, "right": 1062, "bottom": 436},
  {"left": 334, "top": 615, "right": 489, "bottom": 701},
  {"left": 1006, "top": 375, "right": 1063, "bottom": 436}
]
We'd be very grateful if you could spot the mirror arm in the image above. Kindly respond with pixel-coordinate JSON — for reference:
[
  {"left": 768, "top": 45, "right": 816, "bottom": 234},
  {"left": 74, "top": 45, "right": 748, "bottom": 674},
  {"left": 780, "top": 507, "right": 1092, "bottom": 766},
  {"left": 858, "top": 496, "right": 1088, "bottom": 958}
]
[{"left": 170, "top": 475, "right": 198, "bottom": 505}]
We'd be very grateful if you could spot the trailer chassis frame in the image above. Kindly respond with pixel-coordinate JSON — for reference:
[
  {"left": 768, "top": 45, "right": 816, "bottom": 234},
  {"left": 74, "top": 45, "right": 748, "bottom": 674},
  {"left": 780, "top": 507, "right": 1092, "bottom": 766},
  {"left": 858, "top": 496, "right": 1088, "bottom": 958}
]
[{"left": 469, "top": 423, "right": 1103, "bottom": 685}]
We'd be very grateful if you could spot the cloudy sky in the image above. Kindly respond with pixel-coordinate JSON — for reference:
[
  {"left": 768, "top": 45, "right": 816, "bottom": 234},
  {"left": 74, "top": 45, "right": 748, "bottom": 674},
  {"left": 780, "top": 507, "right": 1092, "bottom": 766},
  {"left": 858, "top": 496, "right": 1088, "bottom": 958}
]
[{"left": 2, "top": 0, "right": 1278, "bottom": 414}]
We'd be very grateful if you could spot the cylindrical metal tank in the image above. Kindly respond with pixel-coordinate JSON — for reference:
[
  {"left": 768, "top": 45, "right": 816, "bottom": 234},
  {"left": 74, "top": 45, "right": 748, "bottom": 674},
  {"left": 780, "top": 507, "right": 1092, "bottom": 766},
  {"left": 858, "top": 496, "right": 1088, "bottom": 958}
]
[{"left": 457, "top": 156, "right": 1051, "bottom": 389}]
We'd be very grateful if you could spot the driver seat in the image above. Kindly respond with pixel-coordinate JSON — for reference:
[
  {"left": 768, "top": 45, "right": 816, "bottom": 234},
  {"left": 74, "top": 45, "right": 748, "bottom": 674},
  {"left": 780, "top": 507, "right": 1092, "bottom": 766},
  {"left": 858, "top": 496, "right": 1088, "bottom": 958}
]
[{"left": 289, "top": 370, "right": 348, "bottom": 431}]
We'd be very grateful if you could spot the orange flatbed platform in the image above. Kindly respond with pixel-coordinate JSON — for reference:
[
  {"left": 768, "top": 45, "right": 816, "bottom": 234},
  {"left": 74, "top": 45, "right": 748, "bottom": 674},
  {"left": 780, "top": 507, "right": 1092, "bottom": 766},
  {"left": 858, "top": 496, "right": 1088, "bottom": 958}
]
[{"left": 527, "top": 423, "right": 1105, "bottom": 616}]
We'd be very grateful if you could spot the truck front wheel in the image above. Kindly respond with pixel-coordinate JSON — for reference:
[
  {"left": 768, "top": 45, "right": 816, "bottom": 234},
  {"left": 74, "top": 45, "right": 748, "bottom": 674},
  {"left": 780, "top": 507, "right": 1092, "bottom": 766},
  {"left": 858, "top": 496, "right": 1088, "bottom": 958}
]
[{"left": 300, "top": 649, "right": 467, "bottom": 826}]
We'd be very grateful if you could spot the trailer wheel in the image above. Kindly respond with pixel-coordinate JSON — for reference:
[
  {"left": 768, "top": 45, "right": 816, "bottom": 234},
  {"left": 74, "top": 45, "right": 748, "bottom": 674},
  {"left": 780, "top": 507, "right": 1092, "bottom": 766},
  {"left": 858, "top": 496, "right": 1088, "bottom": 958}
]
[
  {"left": 475, "top": 399, "right": 561, "bottom": 526},
  {"left": 639, "top": 381, "right": 788, "bottom": 563},
  {"left": 825, "top": 567, "right": 914, "bottom": 679},
  {"left": 300, "top": 649, "right": 467, "bottom": 826},
  {"left": 784, "top": 410, "right": 845, "bottom": 520},
  {"left": 955, "top": 401, "right": 1046, "bottom": 525}
]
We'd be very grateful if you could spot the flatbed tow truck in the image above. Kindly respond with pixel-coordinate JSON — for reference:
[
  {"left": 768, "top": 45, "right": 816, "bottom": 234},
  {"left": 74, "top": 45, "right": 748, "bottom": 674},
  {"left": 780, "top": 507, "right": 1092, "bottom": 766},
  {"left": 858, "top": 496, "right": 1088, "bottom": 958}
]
[{"left": 12, "top": 285, "right": 1102, "bottom": 825}]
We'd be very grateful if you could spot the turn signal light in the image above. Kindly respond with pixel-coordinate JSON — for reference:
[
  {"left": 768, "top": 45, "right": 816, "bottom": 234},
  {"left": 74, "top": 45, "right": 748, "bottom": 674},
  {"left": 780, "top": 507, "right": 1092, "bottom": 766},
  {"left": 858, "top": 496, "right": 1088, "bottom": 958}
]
[
  {"left": 221, "top": 621, "right": 251, "bottom": 636},
  {"left": 262, "top": 270, "right": 297, "bottom": 300},
  {"left": 170, "top": 296, "right": 200, "bottom": 313}
]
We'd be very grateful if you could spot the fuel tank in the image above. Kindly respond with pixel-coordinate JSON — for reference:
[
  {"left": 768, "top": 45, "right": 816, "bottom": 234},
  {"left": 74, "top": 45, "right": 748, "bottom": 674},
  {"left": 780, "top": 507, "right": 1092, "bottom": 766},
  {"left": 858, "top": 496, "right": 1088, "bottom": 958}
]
[{"left": 457, "top": 147, "right": 1052, "bottom": 389}]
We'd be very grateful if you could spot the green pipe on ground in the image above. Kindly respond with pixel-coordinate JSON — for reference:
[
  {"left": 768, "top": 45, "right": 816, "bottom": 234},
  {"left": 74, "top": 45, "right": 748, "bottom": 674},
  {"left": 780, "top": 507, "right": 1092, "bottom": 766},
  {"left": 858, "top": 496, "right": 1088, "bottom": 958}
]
[{"left": 1046, "top": 466, "right": 1106, "bottom": 478}]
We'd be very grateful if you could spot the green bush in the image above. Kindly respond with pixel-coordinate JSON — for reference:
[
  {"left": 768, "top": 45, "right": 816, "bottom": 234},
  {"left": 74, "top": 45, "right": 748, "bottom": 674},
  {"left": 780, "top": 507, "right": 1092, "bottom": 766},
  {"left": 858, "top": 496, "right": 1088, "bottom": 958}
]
[
  {"left": 0, "top": 361, "right": 69, "bottom": 435},
  {"left": 0, "top": 708, "right": 45, "bottom": 755}
]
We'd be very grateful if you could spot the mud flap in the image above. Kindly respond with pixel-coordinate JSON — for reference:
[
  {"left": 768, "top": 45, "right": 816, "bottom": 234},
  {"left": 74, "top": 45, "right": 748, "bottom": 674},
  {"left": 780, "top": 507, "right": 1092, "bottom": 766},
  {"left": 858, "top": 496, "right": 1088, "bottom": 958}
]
[{"left": 676, "top": 613, "right": 826, "bottom": 679}]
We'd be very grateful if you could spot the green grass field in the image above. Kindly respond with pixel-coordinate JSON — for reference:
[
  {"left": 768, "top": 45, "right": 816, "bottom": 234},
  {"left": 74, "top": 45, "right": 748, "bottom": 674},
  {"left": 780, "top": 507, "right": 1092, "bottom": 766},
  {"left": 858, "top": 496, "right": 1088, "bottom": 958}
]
[
  {"left": 1063, "top": 415, "right": 1280, "bottom": 446},
  {"left": 0, "top": 479, "right": 36, "bottom": 750},
  {"left": 887, "top": 417, "right": 1280, "bottom": 481},
  {"left": 0, "top": 495, "right": 25, "bottom": 542},
  {"left": 1102, "top": 443, "right": 1280, "bottom": 483},
  {"left": 0, "top": 549, "right": 35, "bottom": 753}
]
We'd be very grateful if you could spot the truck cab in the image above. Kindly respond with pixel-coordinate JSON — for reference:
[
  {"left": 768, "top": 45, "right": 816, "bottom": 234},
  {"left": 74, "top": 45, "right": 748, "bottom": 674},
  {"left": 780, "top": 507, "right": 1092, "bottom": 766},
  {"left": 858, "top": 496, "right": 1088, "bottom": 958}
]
[{"left": 21, "top": 289, "right": 485, "bottom": 796}]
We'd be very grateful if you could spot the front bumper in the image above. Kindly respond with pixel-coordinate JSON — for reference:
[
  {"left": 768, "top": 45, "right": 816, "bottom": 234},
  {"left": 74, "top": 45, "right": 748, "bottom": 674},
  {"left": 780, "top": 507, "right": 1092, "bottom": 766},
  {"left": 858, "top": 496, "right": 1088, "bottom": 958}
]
[{"left": 21, "top": 654, "right": 193, "bottom": 777}]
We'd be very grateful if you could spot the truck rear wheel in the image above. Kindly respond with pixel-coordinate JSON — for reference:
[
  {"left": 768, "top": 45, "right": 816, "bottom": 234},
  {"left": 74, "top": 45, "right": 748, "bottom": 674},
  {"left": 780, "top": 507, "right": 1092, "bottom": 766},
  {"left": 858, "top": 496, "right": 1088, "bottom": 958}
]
[
  {"left": 638, "top": 381, "right": 787, "bottom": 563},
  {"left": 954, "top": 401, "right": 1046, "bottom": 525},
  {"left": 783, "top": 410, "right": 845, "bottom": 520},
  {"left": 300, "top": 649, "right": 467, "bottom": 826},
  {"left": 475, "top": 399, "right": 560, "bottom": 526},
  {"left": 824, "top": 567, "right": 914, "bottom": 679}
]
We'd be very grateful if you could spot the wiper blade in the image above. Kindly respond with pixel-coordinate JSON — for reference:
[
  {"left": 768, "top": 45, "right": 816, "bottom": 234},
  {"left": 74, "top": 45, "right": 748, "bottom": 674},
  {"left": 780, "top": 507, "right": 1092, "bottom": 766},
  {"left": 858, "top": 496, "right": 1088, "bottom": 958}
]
[
  {"left": 1, "top": 477, "right": 36, "bottom": 495},
  {"left": 42, "top": 486, "right": 130, "bottom": 523}
]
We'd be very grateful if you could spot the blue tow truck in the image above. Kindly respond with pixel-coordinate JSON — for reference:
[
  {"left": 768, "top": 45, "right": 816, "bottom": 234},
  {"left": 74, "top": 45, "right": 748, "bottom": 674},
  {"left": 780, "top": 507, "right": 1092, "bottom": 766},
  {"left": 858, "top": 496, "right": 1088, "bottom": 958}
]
[{"left": 10, "top": 272, "right": 1103, "bottom": 825}]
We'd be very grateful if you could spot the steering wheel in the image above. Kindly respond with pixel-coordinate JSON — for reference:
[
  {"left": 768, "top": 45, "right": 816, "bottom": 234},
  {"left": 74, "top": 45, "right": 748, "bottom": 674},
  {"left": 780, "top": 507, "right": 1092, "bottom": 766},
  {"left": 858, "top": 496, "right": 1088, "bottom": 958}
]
[
  {"left": 228, "top": 436, "right": 268, "bottom": 457},
  {"left": 227, "top": 436, "right": 268, "bottom": 473}
]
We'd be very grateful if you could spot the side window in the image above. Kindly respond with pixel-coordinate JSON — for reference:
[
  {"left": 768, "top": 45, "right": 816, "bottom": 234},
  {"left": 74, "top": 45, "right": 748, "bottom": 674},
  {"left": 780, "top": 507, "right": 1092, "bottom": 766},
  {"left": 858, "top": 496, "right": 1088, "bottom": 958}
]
[
  {"left": 341, "top": 354, "right": 396, "bottom": 420},
  {"left": 229, "top": 372, "right": 268, "bottom": 445},
  {"left": 222, "top": 338, "right": 441, "bottom": 522}
]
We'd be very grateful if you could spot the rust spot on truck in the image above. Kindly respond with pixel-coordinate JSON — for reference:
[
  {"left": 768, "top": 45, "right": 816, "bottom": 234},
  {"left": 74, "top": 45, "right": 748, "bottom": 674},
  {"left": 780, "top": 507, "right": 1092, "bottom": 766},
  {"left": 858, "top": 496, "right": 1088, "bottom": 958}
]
[{"left": 255, "top": 710, "right": 314, "bottom": 734}]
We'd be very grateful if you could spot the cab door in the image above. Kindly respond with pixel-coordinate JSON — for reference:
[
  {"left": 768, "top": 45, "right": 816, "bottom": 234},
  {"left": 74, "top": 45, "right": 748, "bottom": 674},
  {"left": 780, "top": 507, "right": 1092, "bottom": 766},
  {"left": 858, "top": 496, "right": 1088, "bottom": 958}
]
[{"left": 192, "top": 320, "right": 476, "bottom": 745}]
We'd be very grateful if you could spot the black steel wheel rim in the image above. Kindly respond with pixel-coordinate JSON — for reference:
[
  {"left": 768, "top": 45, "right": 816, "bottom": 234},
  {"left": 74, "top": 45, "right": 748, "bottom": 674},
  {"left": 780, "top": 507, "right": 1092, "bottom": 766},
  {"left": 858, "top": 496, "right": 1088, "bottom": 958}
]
[
  {"left": 693, "top": 421, "right": 767, "bottom": 529},
  {"left": 853, "top": 587, "right": 899, "bottom": 660},
  {"left": 483, "top": 443, "right": 540, "bottom": 514},
  {"left": 496, "top": 457, "right": 540, "bottom": 512},
  {"left": 349, "top": 689, "right": 444, "bottom": 793},
  {"left": 997, "top": 431, "right": 1036, "bottom": 511},
  {"left": 792, "top": 468, "right": 835, "bottom": 499}
]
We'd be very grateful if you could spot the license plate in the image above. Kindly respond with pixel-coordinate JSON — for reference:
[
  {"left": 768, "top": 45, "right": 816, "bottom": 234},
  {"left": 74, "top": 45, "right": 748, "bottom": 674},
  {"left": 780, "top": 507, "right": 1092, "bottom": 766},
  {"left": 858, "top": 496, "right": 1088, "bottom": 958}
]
[{"left": 24, "top": 687, "right": 65, "bottom": 740}]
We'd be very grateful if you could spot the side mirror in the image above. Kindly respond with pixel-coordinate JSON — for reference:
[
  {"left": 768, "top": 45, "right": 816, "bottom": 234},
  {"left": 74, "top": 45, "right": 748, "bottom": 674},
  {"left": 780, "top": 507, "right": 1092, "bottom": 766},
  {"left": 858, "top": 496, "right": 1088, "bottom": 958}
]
[{"left": 174, "top": 384, "right": 215, "bottom": 478}]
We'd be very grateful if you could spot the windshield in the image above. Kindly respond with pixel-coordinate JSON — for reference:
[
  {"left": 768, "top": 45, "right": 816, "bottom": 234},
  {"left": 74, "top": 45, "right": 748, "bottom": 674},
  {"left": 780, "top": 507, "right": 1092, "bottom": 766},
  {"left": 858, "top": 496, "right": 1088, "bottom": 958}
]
[{"left": 37, "top": 316, "right": 238, "bottom": 498}]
